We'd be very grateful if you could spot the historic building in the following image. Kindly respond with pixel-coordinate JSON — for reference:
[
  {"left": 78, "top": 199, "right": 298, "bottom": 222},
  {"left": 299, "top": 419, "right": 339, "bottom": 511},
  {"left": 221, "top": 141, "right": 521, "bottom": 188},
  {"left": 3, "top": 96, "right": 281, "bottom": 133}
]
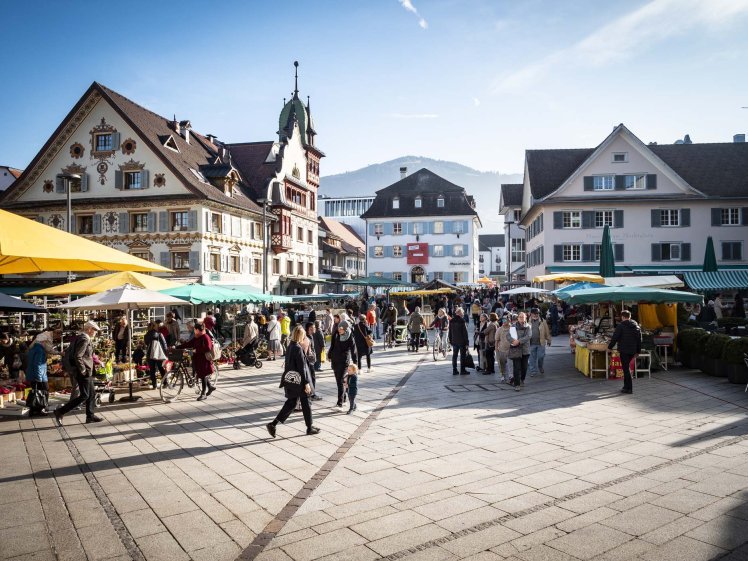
[
  {"left": 361, "top": 168, "right": 481, "bottom": 284},
  {"left": 318, "top": 216, "right": 366, "bottom": 290},
  {"left": 498, "top": 184, "right": 525, "bottom": 282},
  {"left": 509, "top": 124, "right": 748, "bottom": 282},
  {"left": 229, "top": 63, "right": 323, "bottom": 294},
  {"left": 478, "top": 234, "right": 505, "bottom": 279},
  {"left": 318, "top": 195, "right": 374, "bottom": 238},
  {"left": 0, "top": 64, "right": 324, "bottom": 294}
]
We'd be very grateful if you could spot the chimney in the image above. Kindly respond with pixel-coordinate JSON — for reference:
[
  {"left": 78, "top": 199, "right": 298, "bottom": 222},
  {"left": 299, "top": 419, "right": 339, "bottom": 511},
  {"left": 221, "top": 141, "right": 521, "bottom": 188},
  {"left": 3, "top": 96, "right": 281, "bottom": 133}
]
[
  {"left": 171, "top": 115, "right": 180, "bottom": 135},
  {"left": 179, "top": 120, "right": 191, "bottom": 144},
  {"left": 206, "top": 134, "right": 217, "bottom": 144},
  {"left": 734, "top": 134, "right": 746, "bottom": 143},
  {"left": 399, "top": 166, "right": 407, "bottom": 179}
]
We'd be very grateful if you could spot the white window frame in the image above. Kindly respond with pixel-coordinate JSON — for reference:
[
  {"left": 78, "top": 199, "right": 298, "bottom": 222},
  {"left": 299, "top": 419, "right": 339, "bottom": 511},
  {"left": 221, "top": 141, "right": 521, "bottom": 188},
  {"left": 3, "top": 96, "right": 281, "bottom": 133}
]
[
  {"left": 612, "top": 152, "right": 628, "bottom": 163},
  {"left": 414, "top": 197, "right": 422, "bottom": 209},
  {"left": 412, "top": 222, "right": 424, "bottom": 235},
  {"left": 172, "top": 251, "right": 190, "bottom": 270},
  {"left": 662, "top": 243, "right": 681, "bottom": 261},
  {"left": 562, "top": 244, "right": 581, "bottom": 262},
  {"left": 454, "top": 272, "right": 466, "bottom": 283},
  {"left": 563, "top": 211, "right": 581, "bottom": 229},
  {"left": 393, "top": 272, "right": 403, "bottom": 281},
  {"left": 437, "top": 196, "right": 445, "bottom": 208},
  {"left": 433, "top": 221, "right": 444, "bottom": 234},
  {"left": 374, "top": 223, "right": 383, "bottom": 236},
  {"left": 77, "top": 214, "right": 94, "bottom": 235},
  {"left": 393, "top": 222, "right": 403, "bottom": 235},
  {"left": 660, "top": 209, "right": 680, "bottom": 227},
  {"left": 593, "top": 175, "right": 614, "bottom": 191},
  {"left": 624, "top": 174, "right": 646, "bottom": 190},
  {"left": 171, "top": 211, "right": 189, "bottom": 231},
  {"left": 432, "top": 244, "right": 444, "bottom": 257},
  {"left": 453, "top": 245, "right": 465, "bottom": 257},
  {"left": 393, "top": 245, "right": 403, "bottom": 257},
  {"left": 229, "top": 255, "right": 240, "bottom": 273},
  {"left": 94, "top": 133, "right": 113, "bottom": 152},
  {"left": 721, "top": 208, "right": 740, "bottom": 226},
  {"left": 392, "top": 197, "right": 400, "bottom": 210},
  {"left": 209, "top": 252, "right": 221, "bottom": 271},
  {"left": 722, "top": 241, "right": 743, "bottom": 261},
  {"left": 373, "top": 246, "right": 384, "bottom": 258},
  {"left": 594, "top": 210, "right": 613, "bottom": 228},
  {"left": 131, "top": 212, "right": 148, "bottom": 233},
  {"left": 124, "top": 170, "right": 143, "bottom": 190}
]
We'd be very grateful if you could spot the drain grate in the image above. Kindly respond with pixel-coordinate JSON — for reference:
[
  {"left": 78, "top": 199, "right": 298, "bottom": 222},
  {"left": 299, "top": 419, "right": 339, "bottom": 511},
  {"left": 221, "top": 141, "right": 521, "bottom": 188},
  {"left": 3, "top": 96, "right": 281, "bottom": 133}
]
[{"left": 445, "top": 383, "right": 510, "bottom": 392}]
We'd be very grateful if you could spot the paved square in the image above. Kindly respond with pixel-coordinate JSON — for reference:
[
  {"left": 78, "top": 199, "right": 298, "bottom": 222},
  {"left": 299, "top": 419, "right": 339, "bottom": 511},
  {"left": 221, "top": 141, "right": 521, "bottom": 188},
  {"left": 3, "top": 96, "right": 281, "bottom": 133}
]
[{"left": 2, "top": 337, "right": 748, "bottom": 561}]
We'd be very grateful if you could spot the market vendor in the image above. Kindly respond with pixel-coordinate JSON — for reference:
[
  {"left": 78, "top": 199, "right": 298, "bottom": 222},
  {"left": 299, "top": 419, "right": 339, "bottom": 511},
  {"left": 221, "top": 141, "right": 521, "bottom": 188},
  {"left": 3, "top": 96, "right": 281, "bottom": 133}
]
[{"left": 112, "top": 317, "right": 130, "bottom": 363}]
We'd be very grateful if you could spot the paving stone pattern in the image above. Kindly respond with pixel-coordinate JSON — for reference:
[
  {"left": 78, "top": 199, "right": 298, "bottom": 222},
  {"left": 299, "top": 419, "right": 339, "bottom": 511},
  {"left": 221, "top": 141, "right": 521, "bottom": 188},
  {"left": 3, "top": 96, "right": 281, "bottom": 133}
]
[{"left": 2, "top": 334, "right": 748, "bottom": 561}]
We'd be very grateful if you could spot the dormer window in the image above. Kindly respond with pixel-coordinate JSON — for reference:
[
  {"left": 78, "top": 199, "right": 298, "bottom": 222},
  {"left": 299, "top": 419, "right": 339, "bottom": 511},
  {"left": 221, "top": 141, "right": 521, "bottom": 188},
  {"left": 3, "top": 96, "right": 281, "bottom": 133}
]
[
  {"left": 163, "top": 135, "right": 180, "bottom": 152},
  {"left": 95, "top": 133, "right": 113, "bottom": 152},
  {"left": 437, "top": 195, "right": 445, "bottom": 208},
  {"left": 392, "top": 197, "right": 400, "bottom": 210},
  {"left": 415, "top": 196, "right": 422, "bottom": 209}
]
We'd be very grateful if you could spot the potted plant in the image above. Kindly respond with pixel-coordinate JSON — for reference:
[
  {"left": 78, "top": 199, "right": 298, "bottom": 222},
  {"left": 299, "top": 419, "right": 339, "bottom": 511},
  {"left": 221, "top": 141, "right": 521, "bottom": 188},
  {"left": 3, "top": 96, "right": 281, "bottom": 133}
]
[
  {"left": 717, "top": 317, "right": 748, "bottom": 335},
  {"left": 703, "top": 333, "right": 731, "bottom": 377},
  {"left": 723, "top": 338, "right": 748, "bottom": 384},
  {"left": 676, "top": 328, "right": 696, "bottom": 368},
  {"left": 692, "top": 331, "right": 712, "bottom": 372}
]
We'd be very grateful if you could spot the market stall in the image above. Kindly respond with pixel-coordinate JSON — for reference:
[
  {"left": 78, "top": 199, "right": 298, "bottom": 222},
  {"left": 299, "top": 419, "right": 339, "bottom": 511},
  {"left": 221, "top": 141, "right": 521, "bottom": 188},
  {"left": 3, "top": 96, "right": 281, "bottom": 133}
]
[
  {"left": 388, "top": 287, "right": 454, "bottom": 326},
  {"left": 560, "top": 286, "right": 703, "bottom": 379}
]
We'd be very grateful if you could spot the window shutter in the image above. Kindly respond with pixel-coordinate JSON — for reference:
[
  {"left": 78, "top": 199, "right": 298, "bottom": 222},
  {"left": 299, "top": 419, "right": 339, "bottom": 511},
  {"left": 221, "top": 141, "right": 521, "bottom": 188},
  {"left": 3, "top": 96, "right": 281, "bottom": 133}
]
[
  {"left": 742, "top": 208, "right": 748, "bottom": 226},
  {"left": 646, "top": 174, "right": 657, "bottom": 190},
  {"left": 367, "top": 223, "right": 374, "bottom": 235},
  {"left": 582, "top": 244, "right": 593, "bottom": 262},
  {"left": 147, "top": 212, "right": 156, "bottom": 232},
  {"left": 159, "top": 211, "right": 168, "bottom": 231},
  {"left": 583, "top": 177, "right": 594, "bottom": 191},
  {"left": 721, "top": 242, "right": 729, "bottom": 260},
  {"left": 384, "top": 246, "right": 393, "bottom": 258},
  {"left": 160, "top": 252, "right": 170, "bottom": 268},
  {"left": 205, "top": 211, "right": 212, "bottom": 231},
  {"left": 463, "top": 244, "right": 469, "bottom": 256},
  {"left": 114, "top": 170, "right": 123, "bottom": 189},
  {"left": 93, "top": 214, "right": 102, "bottom": 234},
  {"left": 681, "top": 243, "right": 691, "bottom": 262},
  {"left": 368, "top": 247, "right": 375, "bottom": 258},
  {"left": 554, "top": 245, "right": 563, "bottom": 262},
  {"left": 119, "top": 213, "right": 129, "bottom": 233},
  {"left": 188, "top": 210, "right": 197, "bottom": 231},
  {"left": 112, "top": 132, "right": 121, "bottom": 150},
  {"left": 80, "top": 173, "right": 89, "bottom": 192},
  {"left": 444, "top": 221, "right": 453, "bottom": 234},
  {"left": 581, "top": 211, "right": 594, "bottom": 229},
  {"left": 462, "top": 221, "right": 469, "bottom": 233},
  {"left": 55, "top": 175, "right": 65, "bottom": 193},
  {"left": 614, "top": 175, "right": 626, "bottom": 190},
  {"left": 553, "top": 211, "right": 562, "bottom": 229},
  {"left": 444, "top": 245, "right": 452, "bottom": 257},
  {"left": 141, "top": 169, "right": 150, "bottom": 189},
  {"left": 651, "top": 244, "right": 662, "bottom": 261},
  {"left": 428, "top": 245, "right": 433, "bottom": 257},
  {"left": 222, "top": 213, "right": 229, "bottom": 233},
  {"left": 614, "top": 210, "right": 624, "bottom": 228},
  {"left": 384, "top": 223, "right": 393, "bottom": 235},
  {"left": 651, "top": 209, "right": 661, "bottom": 227},
  {"left": 189, "top": 251, "right": 199, "bottom": 271},
  {"left": 614, "top": 244, "right": 624, "bottom": 261},
  {"left": 680, "top": 208, "right": 690, "bottom": 227}
]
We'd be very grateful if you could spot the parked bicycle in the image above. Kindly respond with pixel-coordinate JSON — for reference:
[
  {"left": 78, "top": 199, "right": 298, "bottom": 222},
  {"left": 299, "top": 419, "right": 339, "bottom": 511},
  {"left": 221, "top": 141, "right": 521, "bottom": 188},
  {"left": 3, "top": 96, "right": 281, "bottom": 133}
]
[{"left": 160, "top": 349, "right": 220, "bottom": 402}]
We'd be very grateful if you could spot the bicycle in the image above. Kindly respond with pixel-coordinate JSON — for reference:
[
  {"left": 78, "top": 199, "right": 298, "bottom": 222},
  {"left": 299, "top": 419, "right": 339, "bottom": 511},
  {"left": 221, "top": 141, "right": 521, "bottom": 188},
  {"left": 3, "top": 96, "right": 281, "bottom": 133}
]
[
  {"left": 160, "top": 349, "right": 219, "bottom": 402},
  {"left": 383, "top": 325, "right": 394, "bottom": 350},
  {"left": 431, "top": 329, "right": 448, "bottom": 361}
]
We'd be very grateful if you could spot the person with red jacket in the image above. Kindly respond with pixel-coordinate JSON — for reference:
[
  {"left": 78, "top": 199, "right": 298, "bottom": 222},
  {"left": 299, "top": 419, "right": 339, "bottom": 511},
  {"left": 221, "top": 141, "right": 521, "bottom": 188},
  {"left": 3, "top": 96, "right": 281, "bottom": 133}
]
[{"left": 176, "top": 323, "right": 216, "bottom": 401}]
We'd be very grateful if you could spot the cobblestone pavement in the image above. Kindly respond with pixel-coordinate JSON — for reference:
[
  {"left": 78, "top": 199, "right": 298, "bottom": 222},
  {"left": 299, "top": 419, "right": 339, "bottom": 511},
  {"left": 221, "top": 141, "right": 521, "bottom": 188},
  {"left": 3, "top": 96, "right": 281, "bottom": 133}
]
[{"left": 2, "top": 336, "right": 748, "bottom": 561}]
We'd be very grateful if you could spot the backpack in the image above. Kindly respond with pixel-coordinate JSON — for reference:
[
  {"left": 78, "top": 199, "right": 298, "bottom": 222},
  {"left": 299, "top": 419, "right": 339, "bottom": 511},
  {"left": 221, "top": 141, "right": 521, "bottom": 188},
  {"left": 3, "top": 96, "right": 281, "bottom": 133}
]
[{"left": 209, "top": 338, "right": 222, "bottom": 361}]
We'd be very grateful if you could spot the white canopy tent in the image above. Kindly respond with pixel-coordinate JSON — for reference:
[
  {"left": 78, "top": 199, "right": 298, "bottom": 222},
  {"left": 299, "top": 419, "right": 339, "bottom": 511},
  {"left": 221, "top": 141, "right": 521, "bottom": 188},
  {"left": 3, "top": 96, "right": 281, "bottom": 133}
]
[
  {"left": 603, "top": 275, "right": 683, "bottom": 289},
  {"left": 499, "top": 287, "right": 550, "bottom": 296}
]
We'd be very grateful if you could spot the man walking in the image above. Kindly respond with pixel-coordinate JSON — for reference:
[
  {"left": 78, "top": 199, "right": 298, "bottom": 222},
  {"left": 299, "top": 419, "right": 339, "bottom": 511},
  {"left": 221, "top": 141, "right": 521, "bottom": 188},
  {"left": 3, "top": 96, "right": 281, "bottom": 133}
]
[
  {"left": 449, "top": 308, "right": 469, "bottom": 375},
  {"left": 527, "top": 307, "right": 551, "bottom": 376},
  {"left": 607, "top": 310, "right": 641, "bottom": 394},
  {"left": 54, "top": 321, "right": 103, "bottom": 425}
]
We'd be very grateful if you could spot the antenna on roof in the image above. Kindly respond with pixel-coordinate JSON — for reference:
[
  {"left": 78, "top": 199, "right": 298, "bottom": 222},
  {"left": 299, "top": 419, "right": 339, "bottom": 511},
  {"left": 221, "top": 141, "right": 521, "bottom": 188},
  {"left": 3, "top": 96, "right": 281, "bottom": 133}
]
[{"left": 293, "top": 61, "right": 299, "bottom": 97}]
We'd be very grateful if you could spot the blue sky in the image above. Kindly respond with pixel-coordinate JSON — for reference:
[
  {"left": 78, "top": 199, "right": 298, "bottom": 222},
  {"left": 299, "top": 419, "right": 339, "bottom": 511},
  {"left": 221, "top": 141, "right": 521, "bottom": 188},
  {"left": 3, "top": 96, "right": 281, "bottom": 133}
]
[{"left": 2, "top": 0, "right": 748, "bottom": 176}]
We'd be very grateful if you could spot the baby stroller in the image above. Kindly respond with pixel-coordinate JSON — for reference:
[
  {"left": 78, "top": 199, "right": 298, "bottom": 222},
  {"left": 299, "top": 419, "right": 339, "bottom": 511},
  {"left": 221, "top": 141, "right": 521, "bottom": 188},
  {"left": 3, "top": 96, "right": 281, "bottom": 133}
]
[
  {"left": 234, "top": 341, "right": 263, "bottom": 369},
  {"left": 407, "top": 326, "right": 429, "bottom": 352},
  {"left": 93, "top": 358, "right": 116, "bottom": 405}
]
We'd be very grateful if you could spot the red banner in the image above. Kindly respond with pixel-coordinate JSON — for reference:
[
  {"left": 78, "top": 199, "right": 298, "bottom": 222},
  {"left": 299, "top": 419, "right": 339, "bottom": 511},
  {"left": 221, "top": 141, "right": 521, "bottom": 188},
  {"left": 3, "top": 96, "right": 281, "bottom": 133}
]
[{"left": 407, "top": 243, "right": 429, "bottom": 264}]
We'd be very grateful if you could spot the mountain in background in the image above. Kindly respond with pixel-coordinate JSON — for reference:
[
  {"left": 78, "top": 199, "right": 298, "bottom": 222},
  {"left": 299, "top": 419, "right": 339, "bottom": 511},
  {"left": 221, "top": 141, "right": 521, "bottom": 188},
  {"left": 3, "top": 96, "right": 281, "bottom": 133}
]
[{"left": 319, "top": 156, "right": 523, "bottom": 234}]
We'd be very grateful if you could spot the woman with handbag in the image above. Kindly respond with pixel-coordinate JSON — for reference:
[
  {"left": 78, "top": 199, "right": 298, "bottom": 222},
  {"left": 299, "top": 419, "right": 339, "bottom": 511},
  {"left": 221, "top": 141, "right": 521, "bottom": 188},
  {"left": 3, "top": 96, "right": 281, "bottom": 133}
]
[
  {"left": 353, "top": 314, "right": 373, "bottom": 373},
  {"left": 26, "top": 330, "right": 55, "bottom": 416},
  {"left": 175, "top": 323, "right": 216, "bottom": 401},
  {"left": 328, "top": 320, "right": 358, "bottom": 407},
  {"left": 507, "top": 312, "right": 532, "bottom": 391},
  {"left": 266, "top": 326, "right": 320, "bottom": 437},
  {"left": 144, "top": 322, "right": 169, "bottom": 389}
]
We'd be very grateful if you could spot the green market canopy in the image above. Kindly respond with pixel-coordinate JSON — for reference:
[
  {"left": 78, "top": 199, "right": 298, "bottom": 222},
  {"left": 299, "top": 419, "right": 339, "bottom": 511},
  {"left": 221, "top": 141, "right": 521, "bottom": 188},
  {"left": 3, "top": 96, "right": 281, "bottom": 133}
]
[
  {"left": 559, "top": 286, "right": 703, "bottom": 305},
  {"left": 683, "top": 270, "right": 748, "bottom": 291}
]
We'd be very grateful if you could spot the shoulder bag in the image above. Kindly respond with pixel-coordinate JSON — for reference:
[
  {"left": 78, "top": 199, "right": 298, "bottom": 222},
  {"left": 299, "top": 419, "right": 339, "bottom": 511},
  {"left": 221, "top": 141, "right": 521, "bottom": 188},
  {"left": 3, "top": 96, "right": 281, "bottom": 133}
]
[{"left": 359, "top": 324, "right": 375, "bottom": 348}]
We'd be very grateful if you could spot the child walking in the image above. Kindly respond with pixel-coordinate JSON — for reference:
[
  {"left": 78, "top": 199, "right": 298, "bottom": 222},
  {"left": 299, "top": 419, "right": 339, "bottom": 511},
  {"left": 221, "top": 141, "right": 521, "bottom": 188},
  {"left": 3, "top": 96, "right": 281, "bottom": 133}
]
[{"left": 344, "top": 364, "right": 359, "bottom": 414}]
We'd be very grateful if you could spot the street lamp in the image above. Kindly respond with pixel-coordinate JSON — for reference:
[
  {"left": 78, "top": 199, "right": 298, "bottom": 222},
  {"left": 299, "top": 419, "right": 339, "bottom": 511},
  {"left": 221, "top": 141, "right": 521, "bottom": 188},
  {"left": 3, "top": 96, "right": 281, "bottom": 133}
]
[
  {"left": 257, "top": 197, "right": 270, "bottom": 294},
  {"left": 505, "top": 214, "right": 514, "bottom": 284}
]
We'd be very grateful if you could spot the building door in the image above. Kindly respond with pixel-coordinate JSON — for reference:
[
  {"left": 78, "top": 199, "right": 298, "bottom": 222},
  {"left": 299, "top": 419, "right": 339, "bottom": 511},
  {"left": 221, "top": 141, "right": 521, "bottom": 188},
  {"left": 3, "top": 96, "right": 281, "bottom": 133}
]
[{"left": 410, "top": 266, "right": 425, "bottom": 284}]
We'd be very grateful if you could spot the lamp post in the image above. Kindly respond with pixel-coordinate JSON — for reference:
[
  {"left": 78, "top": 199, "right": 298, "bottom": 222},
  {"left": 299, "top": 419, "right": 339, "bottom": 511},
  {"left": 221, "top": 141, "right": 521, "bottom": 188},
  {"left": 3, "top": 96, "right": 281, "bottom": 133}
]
[
  {"left": 59, "top": 173, "right": 80, "bottom": 286},
  {"left": 505, "top": 214, "right": 514, "bottom": 285},
  {"left": 257, "top": 198, "right": 270, "bottom": 294}
]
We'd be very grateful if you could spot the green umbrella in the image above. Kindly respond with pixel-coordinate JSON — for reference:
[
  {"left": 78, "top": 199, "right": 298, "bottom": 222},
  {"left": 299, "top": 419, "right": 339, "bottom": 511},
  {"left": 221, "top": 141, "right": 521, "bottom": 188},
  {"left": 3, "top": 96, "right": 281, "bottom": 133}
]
[
  {"left": 560, "top": 286, "right": 703, "bottom": 305},
  {"left": 343, "top": 276, "right": 412, "bottom": 287},
  {"left": 702, "top": 236, "right": 718, "bottom": 273},
  {"left": 598, "top": 224, "right": 616, "bottom": 278},
  {"left": 160, "top": 284, "right": 265, "bottom": 305}
]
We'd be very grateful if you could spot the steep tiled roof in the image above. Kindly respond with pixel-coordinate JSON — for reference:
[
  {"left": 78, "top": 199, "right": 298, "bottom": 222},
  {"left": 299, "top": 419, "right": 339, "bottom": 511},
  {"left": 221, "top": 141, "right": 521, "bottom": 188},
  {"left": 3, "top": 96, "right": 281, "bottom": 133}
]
[
  {"left": 479, "top": 234, "right": 505, "bottom": 251},
  {"left": 319, "top": 216, "right": 365, "bottom": 251},
  {"left": 227, "top": 141, "right": 277, "bottom": 200},
  {"left": 500, "top": 184, "right": 523, "bottom": 207},
  {"left": 361, "top": 168, "right": 477, "bottom": 219},
  {"left": 649, "top": 142, "right": 748, "bottom": 197},
  {"left": 7, "top": 167, "right": 22, "bottom": 179},
  {"left": 525, "top": 149, "right": 594, "bottom": 199}
]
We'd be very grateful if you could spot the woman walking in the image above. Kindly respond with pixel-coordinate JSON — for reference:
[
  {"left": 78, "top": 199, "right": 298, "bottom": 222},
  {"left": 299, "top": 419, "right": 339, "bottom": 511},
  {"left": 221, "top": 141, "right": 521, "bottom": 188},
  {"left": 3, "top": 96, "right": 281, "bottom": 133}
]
[
  {"left": 266, "top": 326, "right": 320, "bottom": 437},
  {"left": 475, "top": 314, "right": 488, "bottom": 372},
  {"left": 495, "top": 316, "right": 512, "bottom": 383},
  {"left": 507, "top": 312, "right": 531, "bottom": 391},
  {"left": 266, "top": 314, "right": 282, "bottom": 360},
  {"left": 353, "top": 314, "right": 373, "bottom": 373},
  {"left": 483, "top": 313, "right": 498, "bottom": 375},
  {"left": 328, "top": 320, "right": 358, "bottom": 407},
  {"left": 144, "top": 322, "right": 168, "bottom": 389},
  {"left": 26, "top": 330, "right": 55, "bottom": 416},
  {"left": 175, "top": 323, "right": 216, "bottom": 401}
]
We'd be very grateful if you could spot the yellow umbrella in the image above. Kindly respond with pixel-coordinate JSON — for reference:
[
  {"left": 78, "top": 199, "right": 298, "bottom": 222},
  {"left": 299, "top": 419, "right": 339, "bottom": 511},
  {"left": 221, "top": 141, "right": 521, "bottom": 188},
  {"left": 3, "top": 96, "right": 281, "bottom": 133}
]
[
  {"left": 477, "top": 276, "right": 494, "bottom": 285},
  {"left": 533, "top": 273, "right": 604, "bottom": 284},
  {"left": 26, "top": 271, "right": 181, "bottom": 296},
  {"left": 0, "top": 209, "right": 171, "bottom": 274}
]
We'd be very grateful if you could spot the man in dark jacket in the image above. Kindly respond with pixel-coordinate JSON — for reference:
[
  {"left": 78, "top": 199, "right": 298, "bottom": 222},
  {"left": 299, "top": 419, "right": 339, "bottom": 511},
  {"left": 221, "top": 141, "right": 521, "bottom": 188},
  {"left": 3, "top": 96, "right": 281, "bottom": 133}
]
[
  {"left": 448, "top": 308, "right": 470, "bottom": 375},
  {"left": 54, "top": 321, "right": 103, "bottom": 425},
  {"left": 608, "top": 310, "right": 642, "bottom": 394}
]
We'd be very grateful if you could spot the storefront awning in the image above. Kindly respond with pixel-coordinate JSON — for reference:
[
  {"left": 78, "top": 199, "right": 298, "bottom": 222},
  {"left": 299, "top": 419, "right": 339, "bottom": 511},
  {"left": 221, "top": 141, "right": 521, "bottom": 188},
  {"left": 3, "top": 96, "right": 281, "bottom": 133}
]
[
  {"left": 604, "top": 275, "right": 683, "bottom": 289},
  {"left": 683, "top": 270, "right": 748, "bottom": 291}
]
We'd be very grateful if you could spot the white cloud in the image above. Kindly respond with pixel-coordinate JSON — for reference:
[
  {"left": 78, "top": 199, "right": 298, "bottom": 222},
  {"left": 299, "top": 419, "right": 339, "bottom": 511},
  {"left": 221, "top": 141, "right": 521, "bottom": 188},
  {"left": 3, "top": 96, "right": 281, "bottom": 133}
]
[
  {"left": 493, "top": 0, "right": 748, "bottom": 94},
  {"left": 473, "top": 97, "right": 481, "bottom": 107},
  {"left": 398, "top": 0, "right": 428, "bottom": 30},
  {"left": 390, "top": 113, "right": 439, "bottom": 119}
]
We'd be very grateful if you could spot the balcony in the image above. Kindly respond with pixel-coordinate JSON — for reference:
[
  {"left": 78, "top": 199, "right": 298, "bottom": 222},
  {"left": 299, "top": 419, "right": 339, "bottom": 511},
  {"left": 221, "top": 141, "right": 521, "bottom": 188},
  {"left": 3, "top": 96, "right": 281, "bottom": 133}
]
[{"left": 271, "top": 233, "right": 292, "bottom": 254}]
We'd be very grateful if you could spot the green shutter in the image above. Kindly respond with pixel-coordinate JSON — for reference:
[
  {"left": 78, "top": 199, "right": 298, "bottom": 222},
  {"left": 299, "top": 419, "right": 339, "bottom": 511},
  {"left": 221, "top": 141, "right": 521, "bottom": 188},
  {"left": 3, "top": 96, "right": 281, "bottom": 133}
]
[
  {"left": 614, "top": 210, "right": 623, "bottom": 228},
  {"left": 553, "top": 212, "right": 562, "bottom": 229},
  {"left": 680, "top": 208, "right": 690, "bottom": 227},
  {"left": 554, "top": 245, "right": 563, "bottom": 262},
  {"left": 646, "top": 174, "right": 657, "bottom": 189},
  {"left": 681, "top": 243, "right": 691, "bottom": 262},
  {"left": 711, "top": 208, "right": 721, "bottom": 226},
  {"left": 651, "top": 209, "right": 661, "bottom": 227},
  {"left": 614, "top": 175, "right": 626, "bottom": 190},
  {"left": 583, "top": 177, "right": 594, "bottom": 191},
  {"left": 114, "top": 170, "right": 123, "bottom": 189},
  {"left": 651, "top": 244, "right": 661, "bottom": 261}
]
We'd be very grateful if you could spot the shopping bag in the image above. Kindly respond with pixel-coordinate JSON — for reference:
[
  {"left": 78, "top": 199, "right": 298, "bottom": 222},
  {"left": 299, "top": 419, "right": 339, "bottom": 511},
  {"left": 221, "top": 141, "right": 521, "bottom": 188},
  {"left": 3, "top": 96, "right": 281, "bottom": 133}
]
[
  {"left": 320, "top": 348, "right": 327, "bottom": 363},
  {"left": 464, "top": 351, "right": 476, "bottom": 370}
]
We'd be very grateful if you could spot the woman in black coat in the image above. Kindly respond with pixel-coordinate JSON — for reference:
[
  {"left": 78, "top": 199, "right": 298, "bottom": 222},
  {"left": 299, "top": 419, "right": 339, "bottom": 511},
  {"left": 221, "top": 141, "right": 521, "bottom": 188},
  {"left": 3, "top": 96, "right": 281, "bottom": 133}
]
[
  {"left": 266, "top": 326, "right": 320, "bottom": 437},
  {"left": 328, "top": 320, "right": 358, "bottom": 407},
  {"left": 353, "top": 314, "right": 372, "bottom": 373}
]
